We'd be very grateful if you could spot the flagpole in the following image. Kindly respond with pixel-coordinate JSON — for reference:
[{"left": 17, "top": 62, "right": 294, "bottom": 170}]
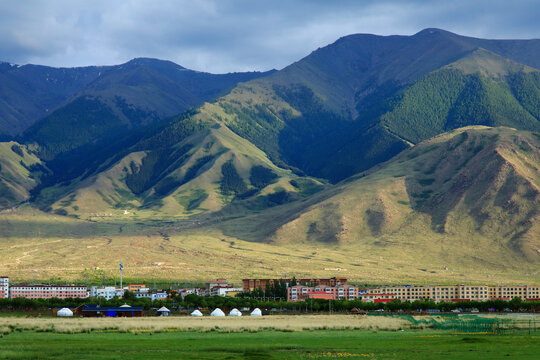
[{"left": 120, "top": 261, "right": 123, "bottom": 289}]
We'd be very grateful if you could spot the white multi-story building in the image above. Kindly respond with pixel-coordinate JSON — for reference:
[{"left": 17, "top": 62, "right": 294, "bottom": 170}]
[
  {"left": 151, "top": 292, "right": 168, "bottom": 301},
  {"left": 210, "top": 286, "right": 243, "bottom": 297},
  {"left": 0, "top": 277, "right": 9, "bottom": 299},
  {"left": 89, "top": 286, "right": 125, "bottom": 300},
  {"left": 181, "top": 288, "right": 206, "bottom": 296},
  {"left": 131, "top": 288, "right": 168, "bottom": 301}
]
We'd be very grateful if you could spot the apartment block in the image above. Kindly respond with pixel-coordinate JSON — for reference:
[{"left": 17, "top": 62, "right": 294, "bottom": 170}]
[
  {"left": 362, "top": 285, "right": 540, "bottom": 303},
  {"left": 489, "top": 285, "right": 540, "bottom": 301},
  {"left": 0, "top": 277, "right": 8, "bottom": 299},
  {"left": 9, "top": 285, "right": 88, "bottom": 299},
  {"left": 287, "top": 284, "right": 359, "bottom": 302}
]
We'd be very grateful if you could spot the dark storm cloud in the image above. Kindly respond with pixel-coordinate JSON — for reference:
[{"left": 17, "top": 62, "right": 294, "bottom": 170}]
[{"left": 0, "top": 0, "right": 538, "bottom": 73}]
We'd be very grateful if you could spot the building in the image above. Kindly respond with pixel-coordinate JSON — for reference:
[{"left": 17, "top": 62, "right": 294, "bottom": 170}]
[
  {"left": 243, "top": 277, "right": 347, "bottom": 293},
  {"left": 489, "top": 285, "right": 540, "bottom": 301},
  {"left": 9, "top": 285, "right": 88, "bottom": 299},
  {"left": 181, "top": 288, "right": 206, "bottom": 296},
  {"left": 0, "top": 277, "right": 8, "bottom": 299},
  {"left": 210, "top": 286, "right": 243, "bottom": 297},
  {"left": 362, "top": 285, "right": 540, "bottom": 303},
  {"left": 151, "top": 292, "right": 168, "bottom": 302},
  {"left": 127, "top": 283, "right": 146, "bottom": 292},
  {"left": 130, "top": 287, "right": 168, "bottom": 301},
  {"left": 206, "top": 279, "right": 228, "bottom": 290},
  {"left": 89, "top": 286, "right": 124, "bottom": 300},
  {"left": 287, "top": 284, "right": 359, "bottom": 302},
  {"left": 133, "top": 287, "right": 151, "bottom": 299},
  {"left": 75, "top": 304, "right": 143, "bottom": 317}
]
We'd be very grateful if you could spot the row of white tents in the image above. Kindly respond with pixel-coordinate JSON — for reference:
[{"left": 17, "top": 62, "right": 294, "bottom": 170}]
[
  {"left": 57, "top": 307, "right": 263, "bottom": 317},
  {"left": 192, "top": 308, "right": 262, "bottom": 317}
]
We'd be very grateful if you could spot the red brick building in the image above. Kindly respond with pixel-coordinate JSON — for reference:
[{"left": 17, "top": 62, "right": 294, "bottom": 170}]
[
  {"left": 287, "top": 284, "right": 359, "bottom": 302},
  {"left": 243, "top": 277, "right": 347, "bottom": 293}
]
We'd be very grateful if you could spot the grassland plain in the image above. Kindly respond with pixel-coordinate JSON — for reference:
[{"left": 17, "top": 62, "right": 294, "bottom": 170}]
[
  {"left": 0, "top": 201, "right": 538, "bottom": 285},
  {"left": 0, "top": 207, "right": 537, "bottom": 285},
  {"left": 0, "top": 315, "right": 538, "bottom": 359}
]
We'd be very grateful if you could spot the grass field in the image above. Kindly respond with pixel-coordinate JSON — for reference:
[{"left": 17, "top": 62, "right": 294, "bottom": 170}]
[
  {"left": 0, "top": 315, "right": 539, "bottom": 359},
  {"left": 1, "top": 206, "right": 538, "bottom": 285},
  {"left": 0, "top": 325, "right": 538, "bottom": 359}
]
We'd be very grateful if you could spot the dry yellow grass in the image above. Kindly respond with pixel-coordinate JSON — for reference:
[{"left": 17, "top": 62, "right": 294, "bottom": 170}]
[
  {"left": 0, "top": 315, "right": 409, "bottom": 334},
  {"left": 0, "top": 206, "right": 537, "bottom": 285}
]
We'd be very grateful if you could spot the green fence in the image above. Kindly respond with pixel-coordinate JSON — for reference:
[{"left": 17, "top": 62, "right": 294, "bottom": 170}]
[{"left": 367, "top": 313, "right": 538, "bottom": 335}]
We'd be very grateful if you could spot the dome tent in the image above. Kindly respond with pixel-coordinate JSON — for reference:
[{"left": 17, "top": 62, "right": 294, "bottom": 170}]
[
  {"left": 57, "top": 308, "right": 73, "bottom": 317},
  {"left": 210, "top": 308, "right": 225, "bottom": 317},
  {"left": 250, "top": 308, "right": 262, "bottom": 316},
  {"left": 191, "top": 309, "right": 203, "bottom": 317},
  {"left": 157, "top": 306, "right": 170, "bottom": 316},
  {"left": 229, "top": 308, "right": 242, "bottom": 316}
]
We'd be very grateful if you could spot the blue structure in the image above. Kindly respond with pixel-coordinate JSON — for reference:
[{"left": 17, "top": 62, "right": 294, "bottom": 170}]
[{"left": 76, "top": 304, "right": 144, "bottom": 317}]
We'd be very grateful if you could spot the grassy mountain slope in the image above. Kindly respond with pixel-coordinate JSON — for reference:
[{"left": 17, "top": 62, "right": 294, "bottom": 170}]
[
  {"left": 21, "top": 58, "right": 272, "bottom": 162},
  {"left": 216, "top": 127, "right": 539, "bottom": 276},
  {"left": 0, "top": 127, "right": 537, "bottom": 285},
  {"left": 45, "top": 110, "right": 322, "bottom": 219},
  {"left": 0, "top": 142, "right": 46, "bottom": 209},
  {"left": 184, "top": 30, "right": 540, "bottom": 183},
  {"left": 382, "top": 49, "right": 540, "bottom": 143},
  {"left": 0, "top": 62, "right": 109, "bottom": 136}
]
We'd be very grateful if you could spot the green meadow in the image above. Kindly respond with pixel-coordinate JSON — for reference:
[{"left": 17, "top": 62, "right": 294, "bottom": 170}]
[{"left": 0, "top": 329, "right": 538, "bottom": 359}]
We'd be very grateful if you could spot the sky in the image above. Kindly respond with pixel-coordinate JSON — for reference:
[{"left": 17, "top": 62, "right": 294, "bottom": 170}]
[{"left": 0, "top": 0, "right": 539, "bottom": 73}]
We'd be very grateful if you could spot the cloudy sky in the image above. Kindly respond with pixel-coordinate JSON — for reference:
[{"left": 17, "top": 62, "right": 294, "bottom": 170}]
[{"left": 1, "top": 0, "right": 538, "bottom": 73}]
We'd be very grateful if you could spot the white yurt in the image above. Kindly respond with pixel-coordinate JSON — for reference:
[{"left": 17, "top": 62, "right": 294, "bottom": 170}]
[
  {"left": 250, "top": 308, "right": 262, "bottom": 316},
  {"left": 191, "top": 309, "right": 203, "bottom": 317},
  {"left": 229, "top": 308, "right": 242, "bottom": 316},
  {"left": 157, "top": 306, "right": 170, "bottom": 316},
  {"left": 57, "top": 308, "right": 73, "bottom": 317},
  {"left": 210, "top": 308, "right": 225, "bottom": 317},
  {"left": 120, "top": 304, "right": 131, "bottom": 307}
]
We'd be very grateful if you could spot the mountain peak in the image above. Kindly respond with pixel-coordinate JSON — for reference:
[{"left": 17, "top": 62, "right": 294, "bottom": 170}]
[
  {"left": 414, "top": 28, "right": 456, "bottom": 37},
  {"left": 124, "top": 57, "right": 186, "bottom": 70}
]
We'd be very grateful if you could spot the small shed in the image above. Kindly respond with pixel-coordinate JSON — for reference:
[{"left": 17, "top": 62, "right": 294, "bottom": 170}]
[
  {"left": 57, "top": 308, "right": 73, "bottom": 317},
  {"left": 250, "top": 308, "right": 262, "bottom": 316},
  {"left": 210, "top": 308, "right": 225, "bottom": 317},
  {"left": 191, "top": 309, "right": 203, "bottom": 317},
  {"left": 229, "top": 308, "right": 242, "bottom": 316},
  {"left": 157, "top": 306, "right": 170, "bottom": 316}
]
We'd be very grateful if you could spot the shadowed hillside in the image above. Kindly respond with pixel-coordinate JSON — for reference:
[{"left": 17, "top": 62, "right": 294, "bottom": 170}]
[
  {"left": 198, "top": 29, "right": 540, "bottom": 182},
  {"left": 217, "top": 127, "right": 539, "bottom": 267}
]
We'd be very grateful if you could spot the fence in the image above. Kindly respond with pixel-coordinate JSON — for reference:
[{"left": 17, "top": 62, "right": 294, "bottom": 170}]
[{"left": 367, "top": 313, "right": 538, "bottom": 335}]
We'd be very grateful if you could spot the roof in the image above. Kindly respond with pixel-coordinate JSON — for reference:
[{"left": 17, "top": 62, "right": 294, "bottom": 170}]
[
  {"left": 10, "top": 284, "right": 87, "bottom": 288},
  {"left": 157, "top": 306, "right": 170, "bottom": 312},
  {"left": 81, "top": 305, "right": 143, "bottom": 312}
]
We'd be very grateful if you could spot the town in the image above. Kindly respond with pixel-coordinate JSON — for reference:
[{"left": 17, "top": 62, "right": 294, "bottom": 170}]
[{"left": 1, "top": 276, "right": 539, "bottom": 303}]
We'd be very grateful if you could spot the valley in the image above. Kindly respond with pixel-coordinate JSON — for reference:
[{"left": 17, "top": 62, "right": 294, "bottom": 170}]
[{"left": 0, "top": 29, "right": 538, "bottom": 284}]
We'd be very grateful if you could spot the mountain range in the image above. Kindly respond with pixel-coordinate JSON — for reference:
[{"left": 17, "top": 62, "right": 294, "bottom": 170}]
[{"left": 0, "top": 28, "right": 538, "bottom": 283}]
